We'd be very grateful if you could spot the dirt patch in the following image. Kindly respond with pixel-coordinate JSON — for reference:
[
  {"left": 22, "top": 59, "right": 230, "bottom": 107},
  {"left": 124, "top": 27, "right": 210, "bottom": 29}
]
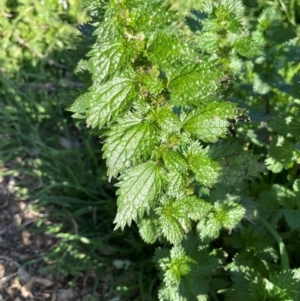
[{"left": 0, "top": 177, "right": 102, "bottom": 301}]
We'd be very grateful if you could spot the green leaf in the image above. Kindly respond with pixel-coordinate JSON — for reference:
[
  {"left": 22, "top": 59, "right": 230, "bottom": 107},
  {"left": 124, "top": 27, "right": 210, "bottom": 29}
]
[
  {"left": 269, "top": 184, "right": 296, "bottom": 209},
  {"left": 158, "top": 245, "right": 194, "bottom": 286},
  {"left": 180, "top": 236, "right": 220, "bottom": 299},
  {"left": 88, "top": 42, "right": 132, "bottom": 83},
  {"left": 253, "top": 73, "right": 272, "bottom": 95},
  {"left": 150, "top": 106, "right": 182, "bottom": 133},
  {"left": 269, "top": 115, "right": 300, "bottom": 137},
  {"left": 230, "top": 224, "right": 278, "bottom": 270},
  {"left": 184, "top": 196, "right": 211, "bottom": 221},
  {"left": 157, "top": 197, "right": 191, "bottom": 244},
  {"left": 293, "top": 179, "right": 300, "bottom": 193},
  {"left": 226, "top": 266, "right": 266, "bottom": 301},
  {"left": 184, "top": 142, "right": 221, "bottom": 187},
  {"left": 146, "top": 30, "right": 189, "bottom": 67},
  {"left": 220, "top": 151, "right": 264, "bottom": 186},
  {"left": 166, "top": 171, "right": 187, "bottom": 197},
  {"left": 103, "top": 117, "right": 158, "bottom": 178},
  {"left": 86, "top": 76, "right": 137, "bottom": 129},
  {"left": 197, "top": 199, "right": 245, "bottom": 242},
  {"left": 227, "top": 267, "right": 300, "bottom": 301},
  {"left": 183, "top": 101, "right": 237, "bottom": 142},
  {"left": 283, "top": 210, "right": 300, "bottom": 230},
  {"left": 169, "top": 63, "right": 222, "bottom": 106},
  {"left": 196, "top": 32, "right": 219, "bottom": 53},
  {"left": 234, "top": 36, "right": 261, "bottom": 58},
  {"left": 265, "top": 157, "right": 284, "bottom": 173},
  {"left": 209, "top": 142, "right": 264, "bottom": 186},
  {"left": 259, "top": 184, "right": 300, "bottom": 229},
  {"left": 259, "top": 189, "right": 282, "bottom": 223},
  {"left": 266, "top": 136, "right": 296, "bottom": 171},
  {"left": 94, "top": 19, "right": 120, "bottom": 42},
  {"left": 137, "top": 214, "right": 161, "bottom": 244},
  {"left": 162, "top": 149, "right": 188, "bottom": 172},
  {"left": 268, "top": 270, "right": 300, "bottom": 300},
  {"left": 114, "top": 162, "right": 163, "bottom": 229},
  {"left": 68, "top": 94, "right": 89, "bottom": 119}
]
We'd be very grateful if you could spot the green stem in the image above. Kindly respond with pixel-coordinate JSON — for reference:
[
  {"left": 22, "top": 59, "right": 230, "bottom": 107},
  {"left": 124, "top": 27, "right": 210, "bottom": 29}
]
[{"left": 261, "top": 219, "right": 289, "bottom": 270}]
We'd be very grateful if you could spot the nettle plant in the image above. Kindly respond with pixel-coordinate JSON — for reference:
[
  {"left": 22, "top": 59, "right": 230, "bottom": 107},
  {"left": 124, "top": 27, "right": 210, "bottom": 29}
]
[{"left": 69, "top": 0, "right": 300, "bottom": 300}]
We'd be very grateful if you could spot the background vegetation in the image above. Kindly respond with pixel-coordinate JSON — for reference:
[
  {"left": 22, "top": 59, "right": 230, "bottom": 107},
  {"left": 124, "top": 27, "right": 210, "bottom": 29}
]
[
  {"left": 0, "top": 0, "right": 157, "bottom": 299},
  {"left": 0, "top": 0, "right": 299, "bottom": 300}
]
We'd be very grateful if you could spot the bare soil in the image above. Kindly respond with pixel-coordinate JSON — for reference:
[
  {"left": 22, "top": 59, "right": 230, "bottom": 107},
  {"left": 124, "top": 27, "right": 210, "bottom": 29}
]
[{"left": 0, "top": 177, "right": 101, "bottom": 301}]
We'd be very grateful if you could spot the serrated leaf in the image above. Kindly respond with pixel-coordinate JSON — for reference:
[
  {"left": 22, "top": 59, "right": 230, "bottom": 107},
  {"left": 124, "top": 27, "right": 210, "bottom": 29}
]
[
  {"left": 185, "top": 11, "right": 205, "bottom": 33},
  {"left": 169, "top": 63, "right": 222, "bottom": 106},
  {"left": 103, "top": 120, "right": 158, "bottom": 177},
  {"left": 138, "top": 215, "right": 161, "bottom": 244},
  {"left": 152, "top": 106, "right": 182, "bottom": 133},
  {"left": 180, "top": 252, "right": 218, "bottom": 299},
  {"left": 159, "top": 245, "right": 194, "bottom": 286},
  {"left": 114, "top": 162, "right": 162, "bottom": 229},
  {"left": 259, "top": 189, "right": 282, "bottom": 222},
  {"left": 209, "top": 140, "right": 239, "bottom": 158},
  {"left": 157, "top": 198, "right": 191, "bottom": 244},
  {"left": 162, "top": 150, "right": 188, "bottom": 172},
  {"left": 214, "top": 200, "right": 245, "bottom": 229},
  {"left": 68, "top": 94, "right": 89, "bottom": 119},
  {"left": 183, "top": 101, "right": 237, "bottom": 142},
  {"left": 184, "top": 144, "right": 221, "bottom": 187},
  {"left": 179, "top": 270, "right": 209, "bottom": 300},
  {"left": 220, "top": 151, "right": 264, "bottom": 186},
  {"left": 94, "top": 19, "right": 120, "bottom": 42},
  {"left": 179, "top": 238, "right": 219, "bottom": 300},
  {"left": 142, "top": 73, "right": 164, "bottom": 95},
  {"left": 191, "top": 155, "right": 220, "bottom": 187},
  {"left": 226, "top": 266, "right": 266, "bottom": 301},
  {"left": 197, "top": 219, "right": 220, "bottom": 242},
  {"left": 268, "top": 270, "right": 300, "bottom": 300},
  {"left": 88, "top": 42, "right": 132, "bottom": 83},
  {"left": 146, "top": 30, "right": 188, "bottom": 67},
  {"left": 158, "top": 285, "right": 185, "bottom": 301},
  {"left": 234, "top": 36, "right": 261, "bottom": 58},
  {"left": 196, "top": 32, "right": 219, "bottom": 53},
  {"left": 184, "top": 196, "right": 211, "bottom": 221},
  {"left": 230, "top": 224, "right": 277, "bottom": 262},
  {"left": 197, "top": 200, "right": 245, "bottom": 242},
  {"left": 166, "top": 171, "right": 187, "bottom": 197},
  {"left": 87, "top": 76, "right": 137, "bottom": 129},
  {"left": 209, "top": 143, "right": 264, "bottom": 186}
]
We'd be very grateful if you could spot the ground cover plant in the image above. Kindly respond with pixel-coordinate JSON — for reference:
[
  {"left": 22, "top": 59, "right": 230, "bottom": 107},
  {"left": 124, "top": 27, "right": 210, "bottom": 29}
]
[
  {"left": 69, "top": 0, "right": 300, "bottom": 300},
  {"left": 0, "top": 0, "right": 158, "bottom": 299}
]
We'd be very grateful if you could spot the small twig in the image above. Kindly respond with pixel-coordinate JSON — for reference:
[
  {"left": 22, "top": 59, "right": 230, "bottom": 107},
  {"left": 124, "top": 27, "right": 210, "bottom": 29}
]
[
  {"left": 51, "top": 291, "right": 57, "bottom": 301},
  {"left": 0, "top": 272, "right": 18, "bottom": 285},
  {"left": 1, "top": 12, "right": 13, "bottom": 18},
  {"left": 0, "top": 256, "right": 20, "bottom": 268}
]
